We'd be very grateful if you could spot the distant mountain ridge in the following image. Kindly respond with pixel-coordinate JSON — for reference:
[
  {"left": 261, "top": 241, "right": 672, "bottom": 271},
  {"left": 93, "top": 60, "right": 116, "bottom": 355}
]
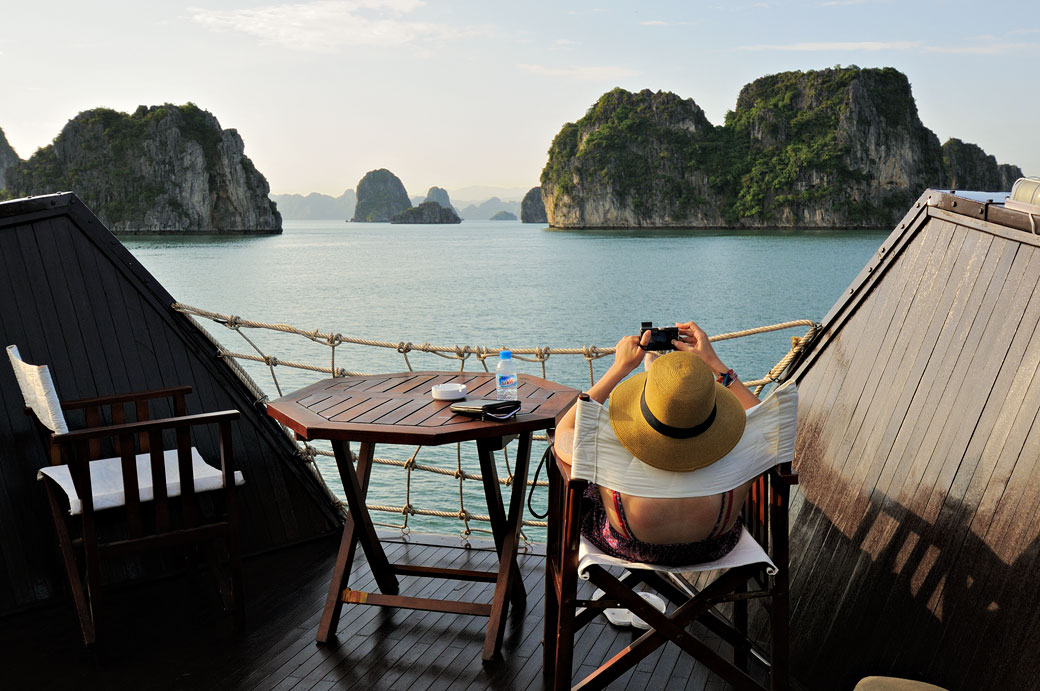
[
  {"left": 272, "top": 186, "right": 525, "bottom": 221},
  {"left": 455, "top": 197, "right": 521, "bottom": 220},
  {"left": 542, "top": 67, "right": 1023, "bottom": 229},
  {"left": 270, "top": 189, "right": 356, "bottom": 219}
]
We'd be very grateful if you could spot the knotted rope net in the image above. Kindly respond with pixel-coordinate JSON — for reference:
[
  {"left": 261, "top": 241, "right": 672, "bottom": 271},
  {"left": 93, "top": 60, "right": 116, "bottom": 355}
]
[{"left": 173, "top": 302, "right": 818, "bottom": 544}]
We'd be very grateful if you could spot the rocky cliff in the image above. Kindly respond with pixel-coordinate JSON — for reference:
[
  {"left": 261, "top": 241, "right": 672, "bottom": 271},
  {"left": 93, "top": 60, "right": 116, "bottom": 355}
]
[
  {"left": 3, "top": 104, "right": 281, "bottom": 233},
  {"left": 270, "top": 189, "right": 356, "bottom": 219},
  {"left": 424, "top": 186, "right": 453, "bottom": 210},
  {"left": 352, "top": 169, "right": 411, "bottom": 222},
  {"left": 0, "top": 127, "right": 19, "bottom": 192},
  {"left": 521, "top": 186, "right": 547, "bottom": 223},
  {"left": 390, "top": 200, "right": 461, "bottom": 224},
  {"left": 941, "top": 139, "right": 1022, "bottom": 192},
  {"left": 541, "top": 68, "right": 1023, "bottom": 229}
]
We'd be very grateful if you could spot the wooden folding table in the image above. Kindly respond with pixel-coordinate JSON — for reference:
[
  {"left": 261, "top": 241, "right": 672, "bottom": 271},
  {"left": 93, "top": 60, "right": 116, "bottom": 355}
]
[{"left": 266, "top": 370, "right": 578, "bottom": 660}]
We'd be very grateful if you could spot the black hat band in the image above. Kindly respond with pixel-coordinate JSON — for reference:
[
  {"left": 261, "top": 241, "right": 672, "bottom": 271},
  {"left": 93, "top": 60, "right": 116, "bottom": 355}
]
[{"left": 639, "top": 385, "right": 716, "bottom": 439}]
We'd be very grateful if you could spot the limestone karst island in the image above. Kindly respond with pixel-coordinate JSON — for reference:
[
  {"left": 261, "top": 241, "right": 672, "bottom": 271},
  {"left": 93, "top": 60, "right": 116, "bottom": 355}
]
[
  {"left": 0, "top": 104, "right": 280, "bottom": 234},
  {"left": 0, "top": 66, "right": 1024, "bottom": 233},
  {"left": 540, "top": 66, "right": 1021, "bottom": 230}
]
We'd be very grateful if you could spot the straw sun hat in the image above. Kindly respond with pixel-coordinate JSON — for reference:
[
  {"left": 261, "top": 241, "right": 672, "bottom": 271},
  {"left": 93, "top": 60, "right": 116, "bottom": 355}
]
[{"left": 608, "top": 351, "right": 746, "bottom": 472}]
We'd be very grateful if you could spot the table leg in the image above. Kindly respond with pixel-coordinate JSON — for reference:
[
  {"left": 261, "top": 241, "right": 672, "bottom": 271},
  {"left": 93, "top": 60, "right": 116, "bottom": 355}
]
[
  {"left": 476, "top": 437, "right": 527, "bottom": 609},
  {"left": 316, "top": 440, "right": 398, "bottom": 643},
  {"left": 480, "top": 431, "right": 533, "bottom": 661}
]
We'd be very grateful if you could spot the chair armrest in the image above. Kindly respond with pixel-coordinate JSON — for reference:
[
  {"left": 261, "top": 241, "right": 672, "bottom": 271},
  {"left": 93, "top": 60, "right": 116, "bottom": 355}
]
[
  {"left": 51, "top": 410, "right": 239, "bottom": 444},
  {"left": 59, "top": 385, "right": 193, "bottom": 411},
  {"left": 771, "top": 462, "right": 799, "bottom": 486},
  {"left": 554, "top": 450, "right": 573, "bottom": 483}
]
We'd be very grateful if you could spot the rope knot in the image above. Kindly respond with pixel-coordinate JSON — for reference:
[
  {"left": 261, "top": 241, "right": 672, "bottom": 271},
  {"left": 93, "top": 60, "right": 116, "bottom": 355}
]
[{"left": 396, "top": 341, "right": 413, "bottom": 354}]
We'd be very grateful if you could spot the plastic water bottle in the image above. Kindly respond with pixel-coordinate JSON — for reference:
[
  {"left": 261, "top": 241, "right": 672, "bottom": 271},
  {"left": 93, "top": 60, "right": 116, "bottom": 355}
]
[{"left": 496, "top": 350, "right": 518, "bottom": 400}]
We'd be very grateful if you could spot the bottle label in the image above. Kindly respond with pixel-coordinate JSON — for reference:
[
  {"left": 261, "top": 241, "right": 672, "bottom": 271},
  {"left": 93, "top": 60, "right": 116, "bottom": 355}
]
[{"left": 497, "top": 374, "right": 517, "bottom": 388}]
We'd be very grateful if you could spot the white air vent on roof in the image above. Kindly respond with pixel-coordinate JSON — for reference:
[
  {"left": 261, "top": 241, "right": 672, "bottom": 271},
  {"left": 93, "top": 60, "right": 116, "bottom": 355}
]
[{"left": 1006, "top": 177, "right": 1040, "bottom": 214}]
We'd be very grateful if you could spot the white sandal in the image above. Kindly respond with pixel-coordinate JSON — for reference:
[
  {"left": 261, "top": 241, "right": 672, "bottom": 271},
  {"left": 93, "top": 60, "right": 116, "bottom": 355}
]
[{"left": 593, "top": 589, "right": 667, "bottom": 628}]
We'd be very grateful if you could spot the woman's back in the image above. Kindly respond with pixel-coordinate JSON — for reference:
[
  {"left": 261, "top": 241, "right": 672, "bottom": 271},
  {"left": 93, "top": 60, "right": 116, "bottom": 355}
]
[{"left": 604, "top": 484, "right": 751, "bottom": 544}]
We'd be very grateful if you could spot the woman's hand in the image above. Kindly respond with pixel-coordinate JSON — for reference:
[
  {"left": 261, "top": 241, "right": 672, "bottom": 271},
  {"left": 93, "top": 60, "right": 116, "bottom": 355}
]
[
  {"left": 610, "top": 332, "right": 650, "bottom": 377},
  {"left": 673, "top": 320, "right": 726, "bottom": 373},
  {"left": 673, "top": 320, "right": 761, "bottom": 409}
]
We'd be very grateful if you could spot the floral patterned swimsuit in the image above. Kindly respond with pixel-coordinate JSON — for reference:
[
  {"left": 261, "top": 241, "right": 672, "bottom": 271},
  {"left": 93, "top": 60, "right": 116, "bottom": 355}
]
[{"left": 580, "top": 483, "right": 742, "bottom": 567}]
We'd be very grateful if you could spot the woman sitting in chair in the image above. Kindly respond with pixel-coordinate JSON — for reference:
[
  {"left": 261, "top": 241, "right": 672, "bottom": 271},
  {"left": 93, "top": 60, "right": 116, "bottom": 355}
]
[{"left": 555, "top": 320, "right": 763, "bottom": 566}]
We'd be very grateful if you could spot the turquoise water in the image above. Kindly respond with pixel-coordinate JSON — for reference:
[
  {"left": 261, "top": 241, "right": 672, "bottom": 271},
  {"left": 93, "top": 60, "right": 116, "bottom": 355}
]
[{"left": 123, "top": 220, "right": 886, "bottom": 538}]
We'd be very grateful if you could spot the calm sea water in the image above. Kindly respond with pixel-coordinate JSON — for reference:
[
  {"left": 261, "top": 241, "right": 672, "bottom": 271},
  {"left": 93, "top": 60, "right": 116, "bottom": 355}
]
[{"left": 123, "top": 220, "right": 886, "bottom": 538}]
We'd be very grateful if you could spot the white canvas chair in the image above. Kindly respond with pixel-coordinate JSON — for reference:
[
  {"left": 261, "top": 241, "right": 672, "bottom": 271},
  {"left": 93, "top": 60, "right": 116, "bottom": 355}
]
[
  {"left": 7, "top": 345, "right": 246, "bottom": 646},
  {"left": 543, "top": 381, "right": 798, "bottom": 690}
]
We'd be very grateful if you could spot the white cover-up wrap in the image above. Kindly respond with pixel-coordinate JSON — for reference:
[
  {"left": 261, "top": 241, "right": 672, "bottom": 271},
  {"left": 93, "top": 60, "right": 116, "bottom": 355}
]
[{"left": 571, "top": 380, "right": 797, "bottom": 498}]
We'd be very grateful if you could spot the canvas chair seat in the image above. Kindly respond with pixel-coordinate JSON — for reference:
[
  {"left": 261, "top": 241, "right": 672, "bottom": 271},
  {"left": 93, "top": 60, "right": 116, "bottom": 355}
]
[
  {"left": 543, "top": 381, "right": 799, "bottom": 690},
  {"left": 38, "top": 448, "right": 245, "bottom": 515},
  {"left": 577, "top": 523, "right": 777, "bottom": 580}
]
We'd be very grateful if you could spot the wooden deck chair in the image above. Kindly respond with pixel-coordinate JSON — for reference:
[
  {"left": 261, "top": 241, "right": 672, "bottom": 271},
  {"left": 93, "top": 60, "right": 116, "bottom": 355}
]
[
  {"left": 7, "top": 345, "right": 246, "bottom": 646},
  {"left": 543, "top": 381, "right": 798, "bottom": 690}
]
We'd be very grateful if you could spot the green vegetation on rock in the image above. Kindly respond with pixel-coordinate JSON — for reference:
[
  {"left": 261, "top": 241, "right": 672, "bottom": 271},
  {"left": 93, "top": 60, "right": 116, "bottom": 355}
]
[
  {"left": 541, "top": 66, "right": 1022, "bottom": 229},
  {"left": 390, "top": 200, "right": 461, "bottom": 224}
]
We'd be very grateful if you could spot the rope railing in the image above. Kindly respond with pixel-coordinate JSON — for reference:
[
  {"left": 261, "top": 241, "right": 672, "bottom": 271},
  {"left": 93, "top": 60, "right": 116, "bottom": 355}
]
[{"left": 172, "top": 302, "right": 818, "bottom": 540}]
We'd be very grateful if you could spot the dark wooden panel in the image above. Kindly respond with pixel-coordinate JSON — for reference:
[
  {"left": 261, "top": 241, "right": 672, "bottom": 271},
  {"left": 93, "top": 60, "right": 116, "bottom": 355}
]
[
  {"left": 867, "top": 236, "right": 1029, "bottom": 669},
  {"left": 788, "top": 201, "right": 1040, "bottom": 689},
  {"left": 787, "top": 220, "right": 949, "bottom": 646},
  {"left": 0, "top": 195, "right": 340, "bottom": 613}
]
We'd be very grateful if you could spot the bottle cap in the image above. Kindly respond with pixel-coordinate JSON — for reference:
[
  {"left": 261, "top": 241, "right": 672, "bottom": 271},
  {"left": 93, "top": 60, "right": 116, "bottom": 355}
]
[{"left": 500, "top": 350, "right": 512, "bottom": 359}]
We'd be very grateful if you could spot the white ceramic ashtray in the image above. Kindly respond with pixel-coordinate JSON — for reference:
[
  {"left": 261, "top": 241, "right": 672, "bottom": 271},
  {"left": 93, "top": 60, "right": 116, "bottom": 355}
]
[{"left": 431, "top": 383, "right": 467, "bottom": 400}]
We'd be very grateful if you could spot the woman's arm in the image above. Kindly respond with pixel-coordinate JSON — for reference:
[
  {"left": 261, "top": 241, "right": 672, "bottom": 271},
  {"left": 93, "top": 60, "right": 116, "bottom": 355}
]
[
  {"left": 555, "top": 331, "right": 650, "bottom": 465},
  {"left": 673, "top": 320, "right": 761, "bottom": 410}
]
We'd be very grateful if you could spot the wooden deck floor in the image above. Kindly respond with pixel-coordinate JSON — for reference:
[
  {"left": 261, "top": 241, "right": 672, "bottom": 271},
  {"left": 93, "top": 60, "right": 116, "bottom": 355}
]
[{"left": 0, "top": 532, "right": 763, "bottom": 690}]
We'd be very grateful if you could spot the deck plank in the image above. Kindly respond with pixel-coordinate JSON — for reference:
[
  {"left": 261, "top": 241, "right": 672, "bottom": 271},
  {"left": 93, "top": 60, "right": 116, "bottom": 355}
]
[{"left": 0, "top": 532, "right": 764, "bottom": 690}]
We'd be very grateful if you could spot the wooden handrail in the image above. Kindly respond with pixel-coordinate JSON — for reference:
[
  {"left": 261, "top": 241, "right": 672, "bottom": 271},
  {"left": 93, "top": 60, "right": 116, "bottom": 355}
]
[
  {"left": 59, "top": 385, "right": 193, "bottom": 410},
  {"left": 51, "top": 410, "right": 239, "bottom": 443}
]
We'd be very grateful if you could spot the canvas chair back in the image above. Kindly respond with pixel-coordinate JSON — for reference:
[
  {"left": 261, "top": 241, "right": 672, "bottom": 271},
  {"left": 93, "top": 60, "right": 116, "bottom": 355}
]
[
  {"left": 7, "top": 345, "right": 69, "bottom": 434},
  {"left": 570, "top": 380, "right": 798, "bottom": 496}
]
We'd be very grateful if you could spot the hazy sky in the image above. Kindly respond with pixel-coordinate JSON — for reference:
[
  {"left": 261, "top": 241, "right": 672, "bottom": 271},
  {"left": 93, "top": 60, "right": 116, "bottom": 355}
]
[{"left": 2, "top": 1, "right": 1037, "bottom": 199}]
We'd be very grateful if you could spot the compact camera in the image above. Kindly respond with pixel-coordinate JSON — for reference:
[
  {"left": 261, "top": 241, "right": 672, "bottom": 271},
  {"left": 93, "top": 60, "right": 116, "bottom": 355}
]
[{"left": 640, "top": 322, "right": 679, "bottom": 351}]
